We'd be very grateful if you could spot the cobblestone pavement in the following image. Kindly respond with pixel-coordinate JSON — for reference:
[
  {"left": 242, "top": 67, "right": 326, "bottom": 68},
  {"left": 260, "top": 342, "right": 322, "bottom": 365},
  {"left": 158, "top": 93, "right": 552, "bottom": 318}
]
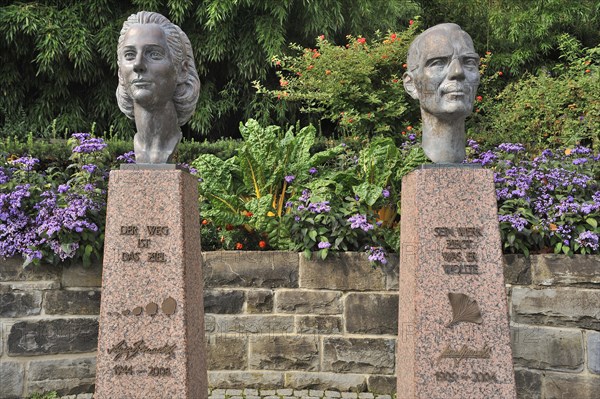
[
  {"left": 208, "top": 389, "right": 393, "bottom": 399},
  {"left": 57, "top": 390, "right": 393, "bottom": 399}
]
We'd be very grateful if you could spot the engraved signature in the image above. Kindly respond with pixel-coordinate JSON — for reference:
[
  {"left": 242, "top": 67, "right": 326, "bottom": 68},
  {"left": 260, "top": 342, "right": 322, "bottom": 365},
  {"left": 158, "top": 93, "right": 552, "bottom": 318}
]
[
  {"left": 437, "top": 344, "right": 491, "bottom": 365},
  {"left": 108, "top": 339, "right": 176, "bottom": 361}
]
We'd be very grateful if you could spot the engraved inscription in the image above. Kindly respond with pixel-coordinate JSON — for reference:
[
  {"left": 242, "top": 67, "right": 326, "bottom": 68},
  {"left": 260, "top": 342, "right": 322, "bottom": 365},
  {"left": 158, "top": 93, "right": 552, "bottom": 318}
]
[
  {"left": 435, "top": 371, "right": 497, "bottom": 383},
  {"left": 438, "top": 344, "right": 491, "bottom": 365},
  {"left": 108, "top": 340, "right": 177, "bottom": 361},
  {"left": 436, "top": 226, "right": 484, "bottom": 275},
  {"left": 138, "top": 239, "right": 151, "bottom": 248},
  {"left": 147, "top": 226, "right": 169, "bottom": 236},
  {"left": 148, "top": 252, "right": 167, "bottom": 262},
  {"left": 122, "top": 252, "right": 141, "bottom": 262},
  {"left": 114, "top": 365, "right": 134, "bottom": 375},
  {"left": 120, "top": 226, "right": 139, "bottom": 235},
  {"left": 148, "top": 367, "right": 171, "bottom": 376}
]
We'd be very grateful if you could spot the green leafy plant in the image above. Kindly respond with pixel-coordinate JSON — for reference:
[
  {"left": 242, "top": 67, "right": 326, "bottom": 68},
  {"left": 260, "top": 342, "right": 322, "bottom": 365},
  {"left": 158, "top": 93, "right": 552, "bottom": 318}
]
[
  {"left": 29, "top": 391, "right": 58, "bottom": 399},
  {"left": 470, "top": 35, "right": 599, "bottom": 151},
  {"left": 255, "top": 23, "right": 420, "bottom": 138}
]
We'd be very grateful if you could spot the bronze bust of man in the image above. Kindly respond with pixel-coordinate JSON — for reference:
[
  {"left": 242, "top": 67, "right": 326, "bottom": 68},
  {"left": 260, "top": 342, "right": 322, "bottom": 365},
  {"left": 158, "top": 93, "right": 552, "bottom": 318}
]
[
  {"left": 403, "top": 23, "right": 480, "bottom": 163},
  {"left": 116, "top": 11, "right": 200, "bottom": 164}
]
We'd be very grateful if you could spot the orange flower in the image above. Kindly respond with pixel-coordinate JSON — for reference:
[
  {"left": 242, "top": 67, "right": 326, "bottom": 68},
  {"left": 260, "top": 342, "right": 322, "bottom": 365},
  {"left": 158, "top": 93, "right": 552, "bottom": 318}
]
[
  {"left": 409, "top": 20, "right": 414, "bottom": 26},
  {"left": 235, "top": 243, "right": 243, "bottom": 250},
  {"left": 407, "top": 125, "right": 413, "bottom": 131},
  {"left": 498, "top": 71, "right": 503, "bottom": 76},
  {"left": 585, "top": 69, "right": 591, "bottom": 73},
  {"left": 307, "top": 65, "right": 314, "bottom": 70},
  {"left": 318, "top": 35, "right": 325, "bottom": 40},
  {"left": 549, "top": 223, "right": 558, "bottom": 231},
  {"left": 357, "top": 37, "right": 366, "bottom": 44},
  {"left": 565, "top": 148, "right": 572, "bottom": 155},
  {"left": 390, "top": 33, "right": 397, "bottom": 40},
  {"left": 201, "top": 219, "right": 209, "bottom": 225},
  {"left": 259, "top": 240, "right": 267, "bottom": 249},
  {"left": 401, "top": 131, "right": 406, "bottom": 135},
  {"left": 476, "top": 95, "right": 483, "bottom": 102},
  {"left": 225, "top": 224, "right": 234, "bottom": 231},
  {"left": 280, "top": 79, "right": 288, "bottom": 87},
  {"left": 402, "top": 63, "right": 407, "bottom": 69},
  {"left": 325, "top": 69, "right": 331, "bottom": 75}
]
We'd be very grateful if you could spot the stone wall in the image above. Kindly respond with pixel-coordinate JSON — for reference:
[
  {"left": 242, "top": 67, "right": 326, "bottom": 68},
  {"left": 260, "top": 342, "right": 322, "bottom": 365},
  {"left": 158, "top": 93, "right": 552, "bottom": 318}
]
[{"left": 1, "top": 252, "right": 599, "bottom": 398}]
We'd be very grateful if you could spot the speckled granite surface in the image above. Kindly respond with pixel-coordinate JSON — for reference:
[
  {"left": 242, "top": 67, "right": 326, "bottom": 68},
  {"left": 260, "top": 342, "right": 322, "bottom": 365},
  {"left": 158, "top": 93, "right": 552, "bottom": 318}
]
[
  {"left": 398, "top": 167, "right": 516, "bottom": 399},
  {"left": 96, "top": 170, "right": 207, "bottom": 399}
]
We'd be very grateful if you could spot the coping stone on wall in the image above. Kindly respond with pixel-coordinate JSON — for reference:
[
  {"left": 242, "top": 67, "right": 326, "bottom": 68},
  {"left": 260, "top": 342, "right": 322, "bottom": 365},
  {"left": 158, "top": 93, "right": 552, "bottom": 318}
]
[
  {"left": 61, "top": 263, "right": 102, "bottom": 288},
  {"left": 203, "top": 252, "right": 299, "bottom": 288},
  {"left": 300, "top": 253, "right": 387, "bottom": 291},
  {"left": 503, "top": 254, "right": 531, "bottom": 285},
  {"left": 0, "top": 257, "right": 61, "bottom": 282},
  {"left": 531, "top": 254, "right": 600, "bottom": 286}
]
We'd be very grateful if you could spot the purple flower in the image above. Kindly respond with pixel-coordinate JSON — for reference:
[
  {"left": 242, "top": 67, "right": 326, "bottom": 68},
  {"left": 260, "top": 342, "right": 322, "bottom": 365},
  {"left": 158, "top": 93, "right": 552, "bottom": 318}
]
[
  {"left": 309, "top": 167, "right": 318, "bottom": 175},
  {"left": 285, "top": 201, "right": 294, "bottom": 208},
  {"left": 382, "top": 188, "right": 390, "bottom": 198},
  {"left": 72, "top": 133, "right": 91, "bottom": 142},
  {"left": 294, "top": 216, "right": 300, "bottom": 222},
  {"left": 367, "top": 246, "right": 387, "bottom": 265},
  {"left": 408, "top": 134, "right": 416, "bottom": 141},
  {"left": 318, "top": 241, "right": 331, "bottom": 249},
  {"left": 348, "top": 214, "right": 374, "bottom": 232},
  {"left": 299, "top": 189, "right": 311, "bottom": 203},
  {"left": 0, "top": 168, "right": 9, "bottom": 184},
  {"left": 83, "top": 184, "right": 95, "bottom": 192},
  {"left": 572, "top": 158, "right": 588, "bottom": 165},
  {"left": 72, "top": 136, "right": 107, "bottom": 154},
  {"left": 498, "top": 213, "right": 528, "bottom": 231},
  {"left": 57, "top": 184, "right": 70, "bottom": 193},
  {"left": 117, "top": 151, "right": 136, "bottom": 164},
  {"left": 82, "top": 164, "right": 97, "bottom": 174},
  {"left": 10, "top": 156, "right": 39, "bottom": 171},
  {"left": 576, "top": 231, "right": 599, "bottom": 250},
  {"left": 307, "top": 201, "right": 331, "bottom": 214},
  {"left": 284, "top": 175, "right": 295, "bottom": 183},
  {"left": 498, "top": 143, "right": 525, "bottom": 153}
]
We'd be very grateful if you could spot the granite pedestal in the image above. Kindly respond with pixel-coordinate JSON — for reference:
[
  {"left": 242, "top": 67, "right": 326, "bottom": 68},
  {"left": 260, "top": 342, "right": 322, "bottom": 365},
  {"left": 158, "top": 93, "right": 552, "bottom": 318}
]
[
  {"left": 398, "top": 167, "right": 516, "bottom": 399},
  {"left": 96, "top": 169, "right": 207, "bottom": 399}
]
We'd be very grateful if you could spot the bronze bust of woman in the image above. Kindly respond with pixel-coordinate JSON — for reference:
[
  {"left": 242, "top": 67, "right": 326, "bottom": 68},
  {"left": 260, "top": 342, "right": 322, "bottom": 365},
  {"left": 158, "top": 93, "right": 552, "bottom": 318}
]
[{"left": 116, "top": 11, "right": 200, "bottom": 164}]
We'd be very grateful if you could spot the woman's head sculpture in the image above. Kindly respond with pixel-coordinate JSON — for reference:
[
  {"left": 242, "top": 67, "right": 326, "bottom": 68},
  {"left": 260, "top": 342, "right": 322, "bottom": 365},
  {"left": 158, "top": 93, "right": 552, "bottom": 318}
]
[{"left": 116, "top": 11, "right": 200, "bottom": 164}]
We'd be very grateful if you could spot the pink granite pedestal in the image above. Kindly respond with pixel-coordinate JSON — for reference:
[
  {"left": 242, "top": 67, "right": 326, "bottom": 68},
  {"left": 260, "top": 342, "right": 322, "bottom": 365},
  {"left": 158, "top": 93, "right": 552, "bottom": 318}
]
[
  {"left": 96, "top": 169, "right": 207, "bottom": 399},
  {"left": 398, "top": 167, "right": 516, "bottom": 399}
]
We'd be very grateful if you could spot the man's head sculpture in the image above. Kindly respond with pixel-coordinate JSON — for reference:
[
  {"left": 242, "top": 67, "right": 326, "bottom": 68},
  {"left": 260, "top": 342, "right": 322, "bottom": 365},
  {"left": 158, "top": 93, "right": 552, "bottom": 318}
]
[
  {"left": 403, "top": 23, "right": 479, "bottom": 163},
  {"left": 117, "top": 11, "right": 200, "bottom": 164}
]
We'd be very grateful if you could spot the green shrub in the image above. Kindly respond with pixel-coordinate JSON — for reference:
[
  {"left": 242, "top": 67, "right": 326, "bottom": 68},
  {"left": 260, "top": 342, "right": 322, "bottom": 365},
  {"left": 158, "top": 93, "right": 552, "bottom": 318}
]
[
  {"left": 256, "top": 22, "right": 420, "bottom": 139},
  {"left": 470, "top": 35, "right": 600, "bottom": 151}
]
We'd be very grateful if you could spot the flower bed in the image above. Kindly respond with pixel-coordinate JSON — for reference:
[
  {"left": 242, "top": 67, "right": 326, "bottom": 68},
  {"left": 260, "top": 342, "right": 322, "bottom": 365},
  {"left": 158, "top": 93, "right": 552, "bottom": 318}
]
[{"left": 1, "top": 128, "right": 598, "bottom": 267}]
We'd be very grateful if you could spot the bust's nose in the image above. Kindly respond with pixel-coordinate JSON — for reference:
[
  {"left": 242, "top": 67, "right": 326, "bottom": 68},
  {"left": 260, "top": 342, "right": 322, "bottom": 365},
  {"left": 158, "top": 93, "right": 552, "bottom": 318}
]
[
  {"left": 447, "top": 58, "right": 465, "bottom": 80},
  {"left": 133, "top": 54, "right": 146, "bottom": 73}
]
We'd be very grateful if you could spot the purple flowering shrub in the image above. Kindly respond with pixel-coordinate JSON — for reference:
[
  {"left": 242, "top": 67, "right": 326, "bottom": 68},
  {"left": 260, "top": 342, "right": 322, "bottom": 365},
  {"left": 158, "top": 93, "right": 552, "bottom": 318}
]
[
  {"left": 0, "top": 133, "right": 109, "bottom": 266},
  {"left": 468, "top": 141, "right": 599, "bottom": 255}
]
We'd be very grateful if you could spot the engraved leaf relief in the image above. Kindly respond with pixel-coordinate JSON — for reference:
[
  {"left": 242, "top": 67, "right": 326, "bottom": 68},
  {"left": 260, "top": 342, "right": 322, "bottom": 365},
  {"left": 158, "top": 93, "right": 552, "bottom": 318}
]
[{"left": 446, "top": 292, "right": 482, "bottom": 327}]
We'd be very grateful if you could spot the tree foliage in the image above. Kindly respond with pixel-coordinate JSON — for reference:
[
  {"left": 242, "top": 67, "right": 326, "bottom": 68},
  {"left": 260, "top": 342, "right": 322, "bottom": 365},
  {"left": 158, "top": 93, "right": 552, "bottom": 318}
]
[{"left": 0, "top": 0, "right": 414, "bottom": 139}]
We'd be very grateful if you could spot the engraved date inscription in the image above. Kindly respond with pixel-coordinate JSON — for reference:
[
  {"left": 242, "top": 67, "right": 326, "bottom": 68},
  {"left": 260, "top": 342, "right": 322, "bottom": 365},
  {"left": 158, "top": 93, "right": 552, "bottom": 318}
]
[
  {"left": 435, "top": 371, "right": 497, "bottom": 383},
  {"left": 148, "top": 367, "right": 171, "bottom": 376},
  {"left": 114, "top": 365, "right": 134, "bottom": 375}
]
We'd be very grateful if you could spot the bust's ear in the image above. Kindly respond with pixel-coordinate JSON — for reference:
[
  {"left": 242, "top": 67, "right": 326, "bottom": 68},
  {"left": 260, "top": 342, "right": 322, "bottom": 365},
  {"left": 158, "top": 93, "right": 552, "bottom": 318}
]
[
  {"left": 403, "top": 72, "right": 419, "bottom": 100},
  {"left": 178, "top": 60, "right": 189, "bottom": 83},
  {"left": 117, "top": 67, "right": 124, "bottom": 85}
]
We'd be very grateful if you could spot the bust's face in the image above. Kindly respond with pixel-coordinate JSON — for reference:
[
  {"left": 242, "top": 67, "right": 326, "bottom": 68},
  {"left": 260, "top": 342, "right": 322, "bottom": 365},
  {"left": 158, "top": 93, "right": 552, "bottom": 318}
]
[
  {"left": 118, "top": 24, "right": 177, "bottom": 108},
  {"left": 409, "top": 28, "right": 479, "bottom": 119}
]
